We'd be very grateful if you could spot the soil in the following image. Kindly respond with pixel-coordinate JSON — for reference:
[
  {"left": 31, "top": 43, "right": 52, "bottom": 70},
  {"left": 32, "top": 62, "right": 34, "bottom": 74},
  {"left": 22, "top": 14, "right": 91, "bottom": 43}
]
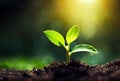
[{"left": 0, "top": 59, "right": 120, "bottom": 81}]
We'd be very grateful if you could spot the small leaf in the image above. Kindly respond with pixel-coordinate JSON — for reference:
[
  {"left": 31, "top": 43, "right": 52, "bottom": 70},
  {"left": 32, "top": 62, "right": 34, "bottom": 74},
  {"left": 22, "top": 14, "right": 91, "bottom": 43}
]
[
  {"left": 66, "top": 25, "right": 79, "bottom": 44},
  {"left": 44, "top": 30, "right": 65, "bottom": 47},
  {"left": 71, "top": 44, "right": 98, "bottom": 55}
]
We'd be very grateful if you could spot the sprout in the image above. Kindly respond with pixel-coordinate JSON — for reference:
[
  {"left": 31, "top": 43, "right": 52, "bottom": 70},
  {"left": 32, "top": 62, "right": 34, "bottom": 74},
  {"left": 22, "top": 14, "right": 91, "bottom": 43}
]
[{"left": 43, "top": 25, "right": 98, "bottom": 63}]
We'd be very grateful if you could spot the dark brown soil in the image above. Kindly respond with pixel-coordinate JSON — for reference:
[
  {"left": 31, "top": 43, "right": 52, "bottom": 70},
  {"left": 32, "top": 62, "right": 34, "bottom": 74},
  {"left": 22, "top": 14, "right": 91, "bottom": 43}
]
[{"left": 0, "top": 59, "right": 120, "bottom": 81}]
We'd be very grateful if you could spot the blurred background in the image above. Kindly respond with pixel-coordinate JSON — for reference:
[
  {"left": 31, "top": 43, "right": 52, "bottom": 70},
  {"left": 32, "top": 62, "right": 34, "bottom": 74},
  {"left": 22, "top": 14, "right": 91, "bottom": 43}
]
[{"left": 0, "top": 0, "right": 120, "bottom": 70}]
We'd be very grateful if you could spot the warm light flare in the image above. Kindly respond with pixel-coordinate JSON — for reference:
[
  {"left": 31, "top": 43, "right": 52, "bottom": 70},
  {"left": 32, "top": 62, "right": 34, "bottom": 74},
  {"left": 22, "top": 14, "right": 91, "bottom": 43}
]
[
  {"left": 80, "top": 0, "right": 97, "bottom": 4},
  {"left": 54, "top": 0, "right": 108, "bottom": 39}
]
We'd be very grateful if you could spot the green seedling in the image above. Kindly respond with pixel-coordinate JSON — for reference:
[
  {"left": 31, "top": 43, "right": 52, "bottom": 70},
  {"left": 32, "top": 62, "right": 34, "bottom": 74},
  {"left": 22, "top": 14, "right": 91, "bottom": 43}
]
[{"left": 43, "top": 25, "right": 98, "bottom": 63}]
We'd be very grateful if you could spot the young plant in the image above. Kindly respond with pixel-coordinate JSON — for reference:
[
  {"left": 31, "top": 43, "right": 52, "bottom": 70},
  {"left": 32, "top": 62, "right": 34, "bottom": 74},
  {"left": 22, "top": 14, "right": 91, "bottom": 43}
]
[{"left": 43, "top": 25, "right": 98, "bottom": 63}]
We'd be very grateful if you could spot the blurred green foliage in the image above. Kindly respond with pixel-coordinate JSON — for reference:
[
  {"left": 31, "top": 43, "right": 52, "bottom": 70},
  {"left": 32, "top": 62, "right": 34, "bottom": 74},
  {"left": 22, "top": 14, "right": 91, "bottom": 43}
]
[{"left": 0, "top": 56, "right": 53, "bottom": 70}]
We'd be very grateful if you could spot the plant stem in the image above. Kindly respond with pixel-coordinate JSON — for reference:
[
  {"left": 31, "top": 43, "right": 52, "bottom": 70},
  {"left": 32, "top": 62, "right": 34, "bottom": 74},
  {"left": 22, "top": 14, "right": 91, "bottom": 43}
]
[
  {"left": 65, "top": 45, "right": 70, "bottom": 63},
  {"left": 68, "top": 53, "right": 70, "bottom": 63},
  {"left": 66, "top": 51, "right": 70, "bottom": 63}
]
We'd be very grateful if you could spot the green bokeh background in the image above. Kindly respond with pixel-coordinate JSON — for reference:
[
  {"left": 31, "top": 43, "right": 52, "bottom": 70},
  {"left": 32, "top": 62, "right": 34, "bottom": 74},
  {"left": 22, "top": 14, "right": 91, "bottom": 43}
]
[{"left": 0, "top": 0, "right": 120, "bottom": 70}]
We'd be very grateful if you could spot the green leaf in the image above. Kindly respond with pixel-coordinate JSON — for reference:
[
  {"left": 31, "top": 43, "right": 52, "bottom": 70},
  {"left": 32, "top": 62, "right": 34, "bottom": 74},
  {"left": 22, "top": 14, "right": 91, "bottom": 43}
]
[
  {"left": 71, "top": 44, "right": 98, "bottom": 55},
  {"left": 44, "top": 30, "right": 65, "bottom": 47},
  {"left": 66, "top": 25, "right": 79, "bottom": 44}
]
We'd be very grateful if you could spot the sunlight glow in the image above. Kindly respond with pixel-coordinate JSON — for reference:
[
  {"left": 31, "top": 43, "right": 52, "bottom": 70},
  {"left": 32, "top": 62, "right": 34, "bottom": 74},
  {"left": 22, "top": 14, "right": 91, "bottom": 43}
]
[
  {"left": 80, "top": 0, "right": 97, "bottom": 4},
  {"left": 54, "top": 0, "right": 107, "bottom": 39}
]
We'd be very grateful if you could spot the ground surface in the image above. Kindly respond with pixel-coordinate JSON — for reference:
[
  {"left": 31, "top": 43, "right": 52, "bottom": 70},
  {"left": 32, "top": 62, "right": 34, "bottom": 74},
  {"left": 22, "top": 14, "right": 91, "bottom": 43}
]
[{"left": 0, "top": 60, "right": 120, "bottom": 81}]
